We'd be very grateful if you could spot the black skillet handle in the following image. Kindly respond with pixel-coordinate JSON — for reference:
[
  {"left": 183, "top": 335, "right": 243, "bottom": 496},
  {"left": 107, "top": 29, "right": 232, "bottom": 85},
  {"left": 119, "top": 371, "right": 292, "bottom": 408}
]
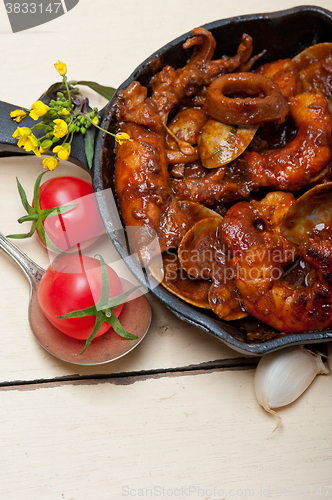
[{"left": 0, "top": 100, "right": 92, "bottom": 175}]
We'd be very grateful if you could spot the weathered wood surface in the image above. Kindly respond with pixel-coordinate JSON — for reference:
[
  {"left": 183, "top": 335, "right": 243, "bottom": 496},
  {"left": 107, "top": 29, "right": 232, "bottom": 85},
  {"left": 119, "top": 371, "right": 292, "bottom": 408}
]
[{"left": 0, "top": 1, "right": 331, "bottom": 499}]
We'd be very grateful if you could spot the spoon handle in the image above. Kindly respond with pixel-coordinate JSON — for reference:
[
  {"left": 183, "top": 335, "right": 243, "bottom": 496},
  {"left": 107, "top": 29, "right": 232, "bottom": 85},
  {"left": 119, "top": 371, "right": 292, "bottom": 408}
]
[{"left": 0, "top": 233, "right": 45, "bottom": 285}]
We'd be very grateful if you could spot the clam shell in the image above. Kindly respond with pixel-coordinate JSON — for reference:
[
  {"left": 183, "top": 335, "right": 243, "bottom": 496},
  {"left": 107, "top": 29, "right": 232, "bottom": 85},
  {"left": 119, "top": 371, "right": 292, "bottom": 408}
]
[{"left": 198, "top": 119, "right": 257, "bottom": 169}]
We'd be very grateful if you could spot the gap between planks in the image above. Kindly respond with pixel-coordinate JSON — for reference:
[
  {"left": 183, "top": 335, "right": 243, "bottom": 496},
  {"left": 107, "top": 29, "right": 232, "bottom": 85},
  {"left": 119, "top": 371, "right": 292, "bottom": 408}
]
[{"left": 0, "top": 357, "right": 259, "bottom": 392}]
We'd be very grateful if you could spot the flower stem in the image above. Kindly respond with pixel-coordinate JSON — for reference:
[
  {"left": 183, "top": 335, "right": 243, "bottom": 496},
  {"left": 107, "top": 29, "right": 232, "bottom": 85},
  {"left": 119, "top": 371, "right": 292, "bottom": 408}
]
[
  {"left": 63, "top": 76, "right": 72, "bottom": 108},
  {"left": 80, "top": 113, "right": 116, "bottom": 138}
]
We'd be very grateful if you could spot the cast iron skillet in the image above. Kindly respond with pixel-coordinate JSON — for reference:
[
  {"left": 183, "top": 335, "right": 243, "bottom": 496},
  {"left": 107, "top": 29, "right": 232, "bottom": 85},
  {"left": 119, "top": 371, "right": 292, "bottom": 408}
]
[{"left": 1, "top": 5, "right": 332, "bottom": 355}]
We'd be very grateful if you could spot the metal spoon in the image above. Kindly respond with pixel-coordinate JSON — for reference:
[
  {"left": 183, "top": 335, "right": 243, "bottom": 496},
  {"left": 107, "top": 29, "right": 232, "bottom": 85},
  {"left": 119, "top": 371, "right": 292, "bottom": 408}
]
[
  {"left": 281, "top": 181, "right": 332, "bottom": 244},
  {"left": 0, "top": 232, "right": 151, "bottom": 365}
]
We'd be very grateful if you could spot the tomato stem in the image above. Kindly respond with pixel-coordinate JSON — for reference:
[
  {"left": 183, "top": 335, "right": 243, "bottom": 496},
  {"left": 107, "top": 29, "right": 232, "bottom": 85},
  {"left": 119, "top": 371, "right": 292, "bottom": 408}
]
[
  {"left": 17, "top": 214, "right": 39, "bottom": 223},
  {"left": 7, "top": 171, "right": 79, "bottom": 253},
  {"left": 56, "top": 255, "right": 139, "bottom": 355}
]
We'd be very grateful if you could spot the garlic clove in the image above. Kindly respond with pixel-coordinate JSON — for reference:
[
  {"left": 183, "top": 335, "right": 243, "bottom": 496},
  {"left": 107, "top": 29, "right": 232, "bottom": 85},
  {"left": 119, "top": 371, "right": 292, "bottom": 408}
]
[{"left": 254, "top": 347, "right": 329, "bottom": 432}]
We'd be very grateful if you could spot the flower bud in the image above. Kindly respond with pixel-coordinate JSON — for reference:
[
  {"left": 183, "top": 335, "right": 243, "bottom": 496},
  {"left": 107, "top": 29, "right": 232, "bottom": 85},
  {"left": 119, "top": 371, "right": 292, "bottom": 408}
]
[{"left": 54, "top": 61, "right": 67, "bottom": 77}]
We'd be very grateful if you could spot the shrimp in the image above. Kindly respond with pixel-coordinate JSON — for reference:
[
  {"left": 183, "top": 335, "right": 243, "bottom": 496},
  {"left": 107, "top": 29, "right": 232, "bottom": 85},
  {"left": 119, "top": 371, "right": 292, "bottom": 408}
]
[
  {"left": 219, "top": 191, "right": 297, "bottom": 258},
  {"left": 114, "top": 121, "right": 171, "bottom": 261},
  {"left": 114, "top": 82, "right": 172, "bottom": 262},
  {"left": 178, "top": 192, "right": 296, "bottom": 321},
  {"left": 234, "top": 239, "right": 332, "bottom": 333},
  {"left": 244, "top": 93, "right": 332, "bottom": 191},
  {"left": 255, "top": 58, "right": 302, "bottom": 98}
]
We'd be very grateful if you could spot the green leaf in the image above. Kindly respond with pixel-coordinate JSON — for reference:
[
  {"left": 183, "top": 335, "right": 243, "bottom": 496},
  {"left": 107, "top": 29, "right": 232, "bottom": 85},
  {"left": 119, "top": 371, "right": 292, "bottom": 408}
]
[
  {"left": 36, "top": 219, "right": 62, "bottom": 253},
  {"left": 57, "top": 305, "right": 97, "bottom": 320},
  {"left": 76, "top": 81, "right": 115, "bottom": 100},
  {"left": 16, "top": 177, "right": 32, "bottom": 213},
  {"left": 104, "top": 286, "right": 140, "bottom": 310},
  {"left": 41, "top": 81, "right": 65, "bottom": 99},
  {"left": 6, "top": 224, "right": 37, "bottom": 240},
  {"left": 106, "top": 312, "right": 138, "bottom": 340},
  {"left": 95, "top": 254, "right": 110, "bottom": 308},
  {"left": 42, "top": 203, "right": 79, "bottom": 219},
  {"left": 17, "top": 214, "right": 39, "bottom": 223},
  {"left": 33, "top": 171, "right": 48, "bottom": 211},
  {"left": 76, "top": 81, "right": 116, "bottom": 100},
  {"left": 84, "top": 126, "right": 95, "bottom": 169},
  {"left": 78, "top": 314, "right": 105, "bottom": 355}
]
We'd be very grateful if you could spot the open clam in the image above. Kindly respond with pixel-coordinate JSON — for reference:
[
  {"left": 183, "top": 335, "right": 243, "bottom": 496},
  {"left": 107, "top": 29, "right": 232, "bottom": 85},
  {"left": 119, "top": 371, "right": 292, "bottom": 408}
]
[
  {"left": 177, "top": 200, "right": 222, "bottom": 222},
  {"left": 281, "top": 181, "right": 332, "bottom": 244},
  {"left": 167, "top": 107, "right": 208, "bottom": 146},
  {"left": 293, "top": 42, "right": 332, "bottom": 101},
  {"left": 178, "top": 217, "right": 247, "bottom": 321},
  {"left": 158, "top": 200, "right": 223, "bottom": 252},
  {"left": 153, "top": 202, "right": 222, "bottom": 308},
  {"left": 166, "top": 107, "right": 207, "bottom": 163},
  {"left": 198, "top": 119, "right": 258, "bottom": 169},
  {"left": 160, "top": 252, "right": 211, "bottom": 309}
]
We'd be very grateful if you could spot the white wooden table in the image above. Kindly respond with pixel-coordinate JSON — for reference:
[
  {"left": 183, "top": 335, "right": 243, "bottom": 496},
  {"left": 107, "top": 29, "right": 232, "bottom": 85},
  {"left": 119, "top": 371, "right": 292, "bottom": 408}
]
[{"left": 0, "top": 1, "right": 331, "bottom": 499}]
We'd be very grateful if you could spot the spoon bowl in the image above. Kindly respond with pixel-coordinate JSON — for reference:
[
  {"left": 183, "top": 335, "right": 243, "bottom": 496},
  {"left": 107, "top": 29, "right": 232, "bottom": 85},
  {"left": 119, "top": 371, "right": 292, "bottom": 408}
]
[{"left": 0, "top": 233, "right": 151, "bottom": 365}]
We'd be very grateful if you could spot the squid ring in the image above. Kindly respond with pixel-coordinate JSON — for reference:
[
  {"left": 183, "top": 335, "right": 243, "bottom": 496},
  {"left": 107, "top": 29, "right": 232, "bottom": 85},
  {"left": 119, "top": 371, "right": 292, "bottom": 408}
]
[{"left": 205, "top": 72, "right": 289, "bottom": 125}]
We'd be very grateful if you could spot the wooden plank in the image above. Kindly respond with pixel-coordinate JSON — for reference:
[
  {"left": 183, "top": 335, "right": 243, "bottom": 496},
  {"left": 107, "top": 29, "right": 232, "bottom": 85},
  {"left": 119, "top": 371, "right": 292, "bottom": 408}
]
[{"left": 0, "top": 369, "right": 330, "bottom": 500}]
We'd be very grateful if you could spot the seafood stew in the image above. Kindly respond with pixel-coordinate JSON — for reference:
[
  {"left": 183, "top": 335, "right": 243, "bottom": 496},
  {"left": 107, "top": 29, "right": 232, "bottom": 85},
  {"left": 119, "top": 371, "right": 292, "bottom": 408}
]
[{"left": 95, "top": 6, "right": 332, "bottom": 355}]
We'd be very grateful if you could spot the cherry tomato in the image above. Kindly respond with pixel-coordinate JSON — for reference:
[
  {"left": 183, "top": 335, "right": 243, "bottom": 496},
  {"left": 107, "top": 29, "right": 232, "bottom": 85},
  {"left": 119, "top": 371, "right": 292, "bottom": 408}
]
[
  {"left": 38, "top": 255, "right": 124, "bottom": 340},
  {"left": 36, "top": 176, "right": 105, "bottom": 251}
]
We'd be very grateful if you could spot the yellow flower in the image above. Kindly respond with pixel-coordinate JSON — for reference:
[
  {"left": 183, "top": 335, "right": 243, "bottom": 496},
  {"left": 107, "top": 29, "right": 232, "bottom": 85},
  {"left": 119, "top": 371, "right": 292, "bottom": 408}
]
[
  {"left": 53, "top": 143, "right": 71, "bottom": 161},
  {"left": 53, "top": 119, "right": 68, "bottom": 138},
  {"left": 12, "top": 126, "right": 32, "bottom": 148},
  {"left": 42, "top": 156, "right": 60, "bottom": 171},
  {"left": 10, "top": 109, "right": 27, "bottom": 123},
  {"left": 115, "top": 132, "right": 132, "bottom": 145},
  {"left": 13, "top": 127, "right": 41, "bottom": 157},
  {"left": 62, "top": 108, "right": 70, "bottom": 116},
  {"left": 54, "top": 61, "right": 67, "bottom": 76},
  {"left": 23, "top": 133, "right": 41, "bottom": 157},
  {"left": 92, "top": 116, "right": 99, "bottom": 126},
  {"left": 29, "top": 101, "right": 50, "bottom": 121}
]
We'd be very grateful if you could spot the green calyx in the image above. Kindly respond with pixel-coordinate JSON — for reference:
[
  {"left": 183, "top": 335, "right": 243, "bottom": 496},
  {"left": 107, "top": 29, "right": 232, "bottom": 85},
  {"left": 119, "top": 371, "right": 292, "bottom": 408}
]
[
  {"left": 6, "top": 170, "right": 78, "bottom": 253},
  {"left": 57, "top": 254, "right": 138, "bottom": 355}
]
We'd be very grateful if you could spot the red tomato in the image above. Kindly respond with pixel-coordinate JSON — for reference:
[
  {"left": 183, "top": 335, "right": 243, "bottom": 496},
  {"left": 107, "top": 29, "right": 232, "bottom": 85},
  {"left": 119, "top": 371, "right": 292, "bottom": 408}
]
[
  {"left": 38, "top": 255, "right": 124, "bottom": 340},
  {"left": 36, "top": 176, "right": 105, "bottom": 251}
]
